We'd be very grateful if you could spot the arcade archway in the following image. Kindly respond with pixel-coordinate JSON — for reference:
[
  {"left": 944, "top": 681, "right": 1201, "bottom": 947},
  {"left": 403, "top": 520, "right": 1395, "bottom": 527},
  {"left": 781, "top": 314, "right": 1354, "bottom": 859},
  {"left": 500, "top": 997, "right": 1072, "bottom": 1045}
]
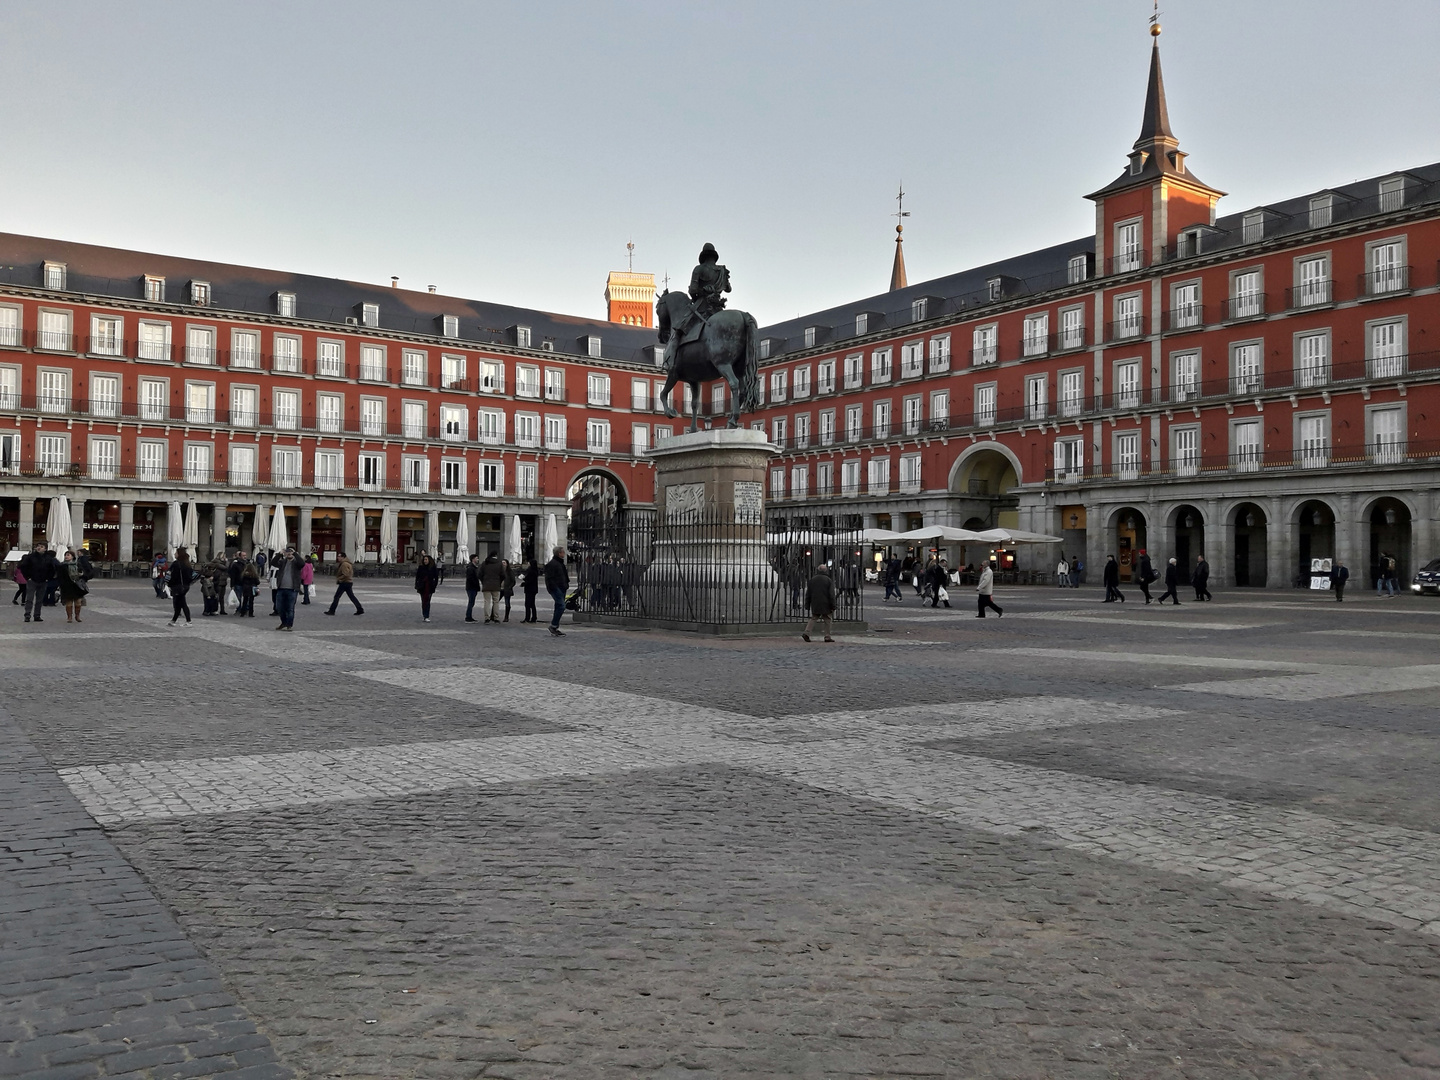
[
  {"left": 1109, "top": 506, "right": 1148, "bottom": 582},
  {"left": 1295, "top": 499, "right": 1337, "bottom": 587},
  {"left": 1229, "top": 502, "right": 1268, "bottom": 588},
  {"left": 1367, "top": 497, "right": 1412, "bottom": 588}
]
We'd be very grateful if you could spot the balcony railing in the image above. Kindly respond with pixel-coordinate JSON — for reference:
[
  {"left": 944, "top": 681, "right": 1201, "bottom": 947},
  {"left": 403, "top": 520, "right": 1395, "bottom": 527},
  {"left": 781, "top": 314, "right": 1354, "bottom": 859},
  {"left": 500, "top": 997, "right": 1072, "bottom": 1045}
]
[
  {"left": 1045, "top": 438, "right": 1440, "bottom": 485},
  {"left": 1162, "top": 305, "right": 1206, "bottom": 333},
  {"left": 1105, "top": 249, "right": 1150, "bottom": 276},
  {"left": 1223, "top": 293, "right": 1267, "bottom": 321},
  {"left": 1358, "top": 266, "right": 1411, "bottom": 297},
  {"left": 1105, "top": 315, "right": 1146, "bottom": 342},
  {"left": 1286, "top": 280, "right": 1334, "bottom": 309}
]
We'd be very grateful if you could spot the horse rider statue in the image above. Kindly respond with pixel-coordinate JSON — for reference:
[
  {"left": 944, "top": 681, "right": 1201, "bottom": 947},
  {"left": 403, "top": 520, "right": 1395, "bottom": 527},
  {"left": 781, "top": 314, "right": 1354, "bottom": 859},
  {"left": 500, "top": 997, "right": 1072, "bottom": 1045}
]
[{"left": 663, "top": 242, "right": 731, "bottom": 373}]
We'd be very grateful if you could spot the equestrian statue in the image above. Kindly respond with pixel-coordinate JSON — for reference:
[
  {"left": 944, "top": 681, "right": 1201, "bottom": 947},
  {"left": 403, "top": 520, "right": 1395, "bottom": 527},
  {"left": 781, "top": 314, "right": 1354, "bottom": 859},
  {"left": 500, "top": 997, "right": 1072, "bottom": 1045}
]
[{"left": 655, "top": 242, "right": 760, "bottom": 430}]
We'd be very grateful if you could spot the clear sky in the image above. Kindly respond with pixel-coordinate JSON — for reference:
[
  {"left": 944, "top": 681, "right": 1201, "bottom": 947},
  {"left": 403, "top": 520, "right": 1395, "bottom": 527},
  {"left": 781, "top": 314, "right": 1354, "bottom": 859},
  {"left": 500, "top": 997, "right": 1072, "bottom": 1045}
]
[{"left": 2, "top": 1, "right": 1437, "bottom": 328}]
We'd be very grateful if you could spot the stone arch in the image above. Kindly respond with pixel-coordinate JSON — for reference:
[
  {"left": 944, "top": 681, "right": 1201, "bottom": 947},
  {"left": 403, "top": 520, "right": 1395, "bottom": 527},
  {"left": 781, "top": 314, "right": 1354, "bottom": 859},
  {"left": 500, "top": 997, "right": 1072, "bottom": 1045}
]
[
  {"left": 1225, "top": 500, "right": 1269, "bottom": 588},
  {"left": 1162, "top": 503, "right": 1207, "bottom": 585},
  {"left": 1292, "top": 496, "right": 1339, "bottom": 588},
  {"left": 1104, "top": 504, "right": 1149, "bottom": 582},
  {"left": 1362, "top": 494, "right": 1415, "bottom": 587},
  {"left": 947, "top": 441, "right": 1023, "bottom": 496},
  {"left": 566, "top": 466, "right": 630, "bottom": 509}
]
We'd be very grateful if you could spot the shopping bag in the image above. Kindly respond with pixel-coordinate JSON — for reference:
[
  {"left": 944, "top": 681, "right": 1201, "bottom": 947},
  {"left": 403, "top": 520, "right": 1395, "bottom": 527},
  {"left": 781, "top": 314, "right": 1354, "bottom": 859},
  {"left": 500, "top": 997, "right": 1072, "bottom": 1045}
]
[
  {"left": 937, "top": 586, "right": 949, "bottom": 602},
  {"left": 305, "top": 584, "right": 316, "bottom": 600},
  {"left": 225, "top": 587, "right": 238, "bottom": 608},
  {"left": 161, "top": 584, "right": 171, "bottom": 598}
]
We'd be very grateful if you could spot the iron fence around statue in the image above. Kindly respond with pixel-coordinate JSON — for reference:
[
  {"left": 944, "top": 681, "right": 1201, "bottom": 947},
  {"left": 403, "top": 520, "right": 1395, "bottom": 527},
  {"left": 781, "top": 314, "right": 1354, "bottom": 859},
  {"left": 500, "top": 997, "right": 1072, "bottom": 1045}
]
[{"left": 569, "top": 509, "right": 864, "bottom": 627}]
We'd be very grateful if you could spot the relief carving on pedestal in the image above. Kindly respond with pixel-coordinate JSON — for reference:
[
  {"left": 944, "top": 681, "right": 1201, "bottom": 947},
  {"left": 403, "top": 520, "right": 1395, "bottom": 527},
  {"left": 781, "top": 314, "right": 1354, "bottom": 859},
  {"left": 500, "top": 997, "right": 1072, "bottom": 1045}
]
[{"left": 665, "top": 483, "right": 707, "bottom": 522}]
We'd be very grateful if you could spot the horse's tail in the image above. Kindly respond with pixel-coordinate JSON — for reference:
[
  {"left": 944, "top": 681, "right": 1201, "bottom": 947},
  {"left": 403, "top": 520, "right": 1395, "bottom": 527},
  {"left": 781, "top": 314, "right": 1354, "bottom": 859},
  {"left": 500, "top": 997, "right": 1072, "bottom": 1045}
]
[{"left": 740, "top": 313, "right": 760, "bottom": 411}]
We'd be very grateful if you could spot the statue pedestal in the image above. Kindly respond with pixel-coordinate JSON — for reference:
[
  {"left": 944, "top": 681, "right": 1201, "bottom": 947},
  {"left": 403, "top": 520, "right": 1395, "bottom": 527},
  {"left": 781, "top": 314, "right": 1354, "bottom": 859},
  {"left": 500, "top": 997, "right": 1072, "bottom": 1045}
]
[{"left": 648, "top": 427, "right": 776, "bottom": 522}]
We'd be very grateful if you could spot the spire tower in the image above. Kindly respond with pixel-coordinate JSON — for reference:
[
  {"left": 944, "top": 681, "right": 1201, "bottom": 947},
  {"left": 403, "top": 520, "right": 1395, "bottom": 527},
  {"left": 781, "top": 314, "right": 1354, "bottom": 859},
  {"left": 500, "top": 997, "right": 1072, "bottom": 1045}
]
[{"left": 889, "top": 184, "right": 909, "bottom": 292}]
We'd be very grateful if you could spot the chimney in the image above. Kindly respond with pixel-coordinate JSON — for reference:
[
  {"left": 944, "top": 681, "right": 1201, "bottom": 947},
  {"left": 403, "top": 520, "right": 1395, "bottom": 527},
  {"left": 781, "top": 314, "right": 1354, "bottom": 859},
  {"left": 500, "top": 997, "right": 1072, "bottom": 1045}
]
[
  {"left": 390, "top": 276, "right": 399, "bottom": 288},
  {"left": 428, "top": 285, "right": 437, "bottom": 294}
]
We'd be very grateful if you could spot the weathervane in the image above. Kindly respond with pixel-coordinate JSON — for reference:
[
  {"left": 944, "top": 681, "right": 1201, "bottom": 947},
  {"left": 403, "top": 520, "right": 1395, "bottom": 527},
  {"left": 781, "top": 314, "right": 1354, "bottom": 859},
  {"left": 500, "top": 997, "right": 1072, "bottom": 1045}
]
[
  {"left": 1150, "top": 0, "right": 1161, "bottom": 36},
  {"left": 894, "top": 184, "right": 910, "bottom": 235},
  {"left": 626, "top": 239, "right": 635, "bottom": 271}
]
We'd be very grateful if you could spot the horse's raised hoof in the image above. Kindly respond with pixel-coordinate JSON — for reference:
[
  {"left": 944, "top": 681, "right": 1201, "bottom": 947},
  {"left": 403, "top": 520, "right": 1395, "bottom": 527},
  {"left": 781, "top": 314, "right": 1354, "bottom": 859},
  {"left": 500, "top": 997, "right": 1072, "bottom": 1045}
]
[{"left": 727, "top": 419, "right": 740, "bottom": 429}]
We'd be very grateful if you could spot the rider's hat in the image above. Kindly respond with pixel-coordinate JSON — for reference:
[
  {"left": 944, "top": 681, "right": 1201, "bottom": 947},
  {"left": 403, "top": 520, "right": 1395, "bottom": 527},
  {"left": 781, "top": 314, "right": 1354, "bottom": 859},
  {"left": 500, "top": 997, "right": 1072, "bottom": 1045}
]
[{"left": 698, "top": 243, "right": 719, "bottom": 264}]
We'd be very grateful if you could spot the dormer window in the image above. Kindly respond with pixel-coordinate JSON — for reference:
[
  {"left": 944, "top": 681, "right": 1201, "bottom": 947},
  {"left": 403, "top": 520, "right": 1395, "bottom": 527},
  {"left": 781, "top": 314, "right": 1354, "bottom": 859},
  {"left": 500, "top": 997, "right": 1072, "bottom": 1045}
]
[
  {"left": 803, "top": 326, "right": 816, "bottom": 349},
  {"left": 1379, "top": 176, "right": 1406, "bottom": 213},
  {"left": 586, "top": 335, "right": 601, "bottom": 357},
  {"left": 1241, "top": 211, "right": 1265, "bottom": 245},
  {"left": 1308, "top": 194, "right": 1333, "bottom": 230},
  {"left": 1128, "top": 151, "right": 1148, "bottom": 176},
  {"left": 987, "top": 278, "right": 1002, "bottom": 302},
  {"left": 512, "top": 325, "right": 531, "bottom": 348},
  {"left": 361, "top": 302, "right": 379, "bottom": 328},
  {"left": 1176, "top": 229, "right": 1203, "bottom": 258},
  {"left": 143, "top": 275, "right": 166, "bottom": 302},
  {"left": 911, "top": 297, "right": 927, "bottom": 322},
  {"left": 442, "top": 315, "right": 459, "bottom": 338},
  {"left": 189, "top": 280, "right": 211, "bottom": 306},
  {"left": 1067, "top": 254, "right": 1088, "bottom": 284},
  {"left": 759, "top": 338, "right": 772, "bottom": 360},
  {"left": 43, "top": 262, "right": 66, "bottom": 290},
  {"left": 275, "top": 291, "right": 296, "bottom": 317},
  {"left": 854, "top": 312, "right": 868, "bottom": 336}
]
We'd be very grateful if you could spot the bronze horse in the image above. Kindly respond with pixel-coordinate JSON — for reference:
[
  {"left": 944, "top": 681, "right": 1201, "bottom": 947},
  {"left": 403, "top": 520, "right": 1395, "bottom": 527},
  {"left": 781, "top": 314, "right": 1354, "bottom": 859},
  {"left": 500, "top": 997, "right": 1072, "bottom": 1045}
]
[{"left": 654, "top": 290, "right": 760, "bottom": 430}]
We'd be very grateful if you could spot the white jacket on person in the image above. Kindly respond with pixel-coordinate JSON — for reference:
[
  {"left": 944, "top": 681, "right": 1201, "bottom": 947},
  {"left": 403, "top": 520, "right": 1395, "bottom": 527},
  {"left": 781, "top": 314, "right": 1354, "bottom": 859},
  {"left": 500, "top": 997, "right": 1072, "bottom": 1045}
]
[{"left": 977, "top": 567, "right": 995, "bottom": 595}]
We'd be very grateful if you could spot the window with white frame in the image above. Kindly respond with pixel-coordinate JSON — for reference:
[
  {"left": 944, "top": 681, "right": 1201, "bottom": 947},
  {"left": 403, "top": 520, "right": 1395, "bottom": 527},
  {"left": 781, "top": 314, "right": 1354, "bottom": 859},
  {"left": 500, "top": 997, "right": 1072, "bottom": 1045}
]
[
  {"left": 360, "top": 397, "right": 385, "bottom": 436},
  {"left": 480, "top": 461, "right": 501, "bottom": 495},
  {"left": 1232, "top": 342, "right": 1262, "bottom": 393},
  {"left": 1023, "top": 313, "right": 1049, "bottom": 356},
  {"left": 89, "top": 436, "right": 117, "bottom": 480},
  {"left": 1172, "top": 351, "right": 1199, "bottom": 401},
  {"left": 359, "top": 344, "right": 385, "bottom": 381},
  {"left": 854, "top": 313, "right": 868, "bottom": 336},
  {"left": 900, "top": 341, "right": 923, "bottom": 377},
  {"left": 867, "top": 456, "right": 890, "bottom": 495},
  {"left": 819, "top": 408, "right": 836, "bottom": 446},
  {"left": 0, "top": 365, "right": 14, "bottom": 410},
  {"left": 587, "top": 372, "right": 610, "bottom": 406},
  {"left": 758, "top": 339, "right": 771, "bottom": 360},
  {"left": 630, "top": 377, "right": 649, "bottom": 411},
  {"left": 1068, "top": 253, "right": 1089, "bottom": 284},
  {"left": 911, "top": 297, "right": 928, "bottom": 322},
  {"left": 1230, "top": 269, "right": 1262, "bottom": 318},
  {"left": 1053, "top": 436, "right": 1083, "bottom": 478},
  {"left": 402, "top": 456, "right": 430, "bottom": 493},
  {"left": 231, "top": 330, "right": 259, "bottom": 368},
  {"left": 143, "top": 275, "right": 165, "bottom": 302},
  {"left": 36, "top": 434, "right": 66, "bottom": 476},
  {"left": 790, "top": 464, "right": 809, "bottom": 497},
  {"left": 1115, "top": 220, "right": 1142, "bottom": 272},
  {"left": 902, "top": 396, "right": 921, "bottom": 435},
  {"left": 230, "top": 444, "right": 257, "bottom": 486},
  {"left": 442, "top": 315, "right": 459, "bottom": 338},
  {"left": 1379, "top": 176, "right": 1406, "bottom": 213},
  {"left": 1116, "top": 431, "right": 1140, "bottom": 479},
  {"left": 138, "top": 320, "right": 170, "bottom": 361},
  {"left": 710, "top": 383, "right": 726, "bottom": 416},
  {"left": 273, "top": 447, "right": 302, "bottom": 488},
  {"left": 477, "top": 407, "right": 504, "bottom": 445},
  {"left": 509, "top": 363, "right": 537, "bottom": 399},
  {"left": 360, "top": 452, "right": 384, "bottom": 491},
  {"left": 1172, "top": 426, "right": 1199, "bottom": 476},
  {"left": 1367, "top": 239, "right": 1405, "bottom": 293},
  {"left": 1296, "top": 331, "right": 1329, "bottom": 388},
  {"left": 1025, "top": 375, "right": 1047, "bottom": 420},
  {"left": 1113, "top": 294, "right": 1142, "bottom": 338},
  {"left": 43, "top": 262, "right": 66, "bottom": 291},
  {"left": 841, "top": 460, "right": 861, "bottom": 496},
  {"left": 402, "top": 349, "right": 426, "bottom": 385},
  {"left": 0, "top": 305, "right": 19, "bottom": 348},
  {"left": 314, "top": 450, "right": 342, "bottom": 490},
  {"left": 1308, "top": 194, "right": 1333, "bottom": 229},
  {"left": 794, "top": 412, "right": 811, "bottom": 448},
  {"left": 1298, "top": 413, "right": 1329, "bottom": 468},
  {"left": 90, "top": 315, "right": 122, "bottom": 356},
  {"left": 478, "top": 358, "right": 503, "bottom": 392},
  {"left": 818, "top": 358, "right": 837, "bottom": 392},
  {"left": 631, "top": 423, "right": 649, "bottom": 455},
  {"left": 1059, "top": 307, "right": 1084, "bottom": 351},
  {"left": 185, "top": 381, "right": 215, "bottom": 424},
  {"left": 928, "top": 334, "right": 950, "bottom": 372},
  {"left": 843, "top": 353, "right": 863, "bottom": 388},
  {"left": 38, "top": 369, "right": 70, "bottom": 414},
  {"left": 872, "top": 400, "right": 891, "bottom": 439},
  {"left": 899, "top": 453, "right": 921, "bottom": 493},
  {"left": 844, "top": 404, "right": 863, "bottom": 442},
  {"left": 1115, "top": 359, "right": 1141, "bottom": 407},
  {"left": 770, "top": 369, "right": 787, "bottom": 402},
  {"left": 987, "top": 278, "right": 1002, "bottom": 301},
  {"left": 974, "top": 383, "right": 996, "bottom": 427},
  {"left": 317, "top": 340, "right": 343, "bottom": 376},
  {"left": 1242, "top": 211, "right": 1265, "bottom": 245},
  {"left": 401, "top": 401, "right": 426, "bottom": 439},
  {"left": 586, "top": 336, "right": 602, "bottom": 358},
  {"left": 1297, "top": 255, "right": 1329, "bottom": 307},
  {"left": 1370, "top": 405, "right": 1404, "bottom": 464},
  {"left": 273, "top": 335, "right": 300, "bottom": 372},
  {"left": 544, "top": 415, "right": 567, "bottom": 449},
  {"left": 360, "top": 303, "right": 379, "bottom": 328},
  {"left": 817, "top": 461, "right": 833, "bottom": 496},
  {"left": 89, "top": 374, "right": 118, "bottom": 417},
  {"left": 653, "top": 425, "right": 673, "bottom": 444},
  {"left": 1171, "top": 282, "right": 1200, "bottom": 328},
  {"left": 1059, "top": 370, "right": 1084, "bottom": 416},
  {"left": 442, "top": 354, "right": 467, "bottom": 389},
  {"left": 1370, "top": 320, "right": 1405, "bottom": 378},
  {"left": 189, "top": 281, "right": 210, "bottom": 306},
  {"left": 792, "top": 365, "right": 811, "bottom": 398},
  {"left": 971, "top": 324, "right": 997, "bottom": 364},
  {"left": 441, "top": 459, "right": 465, "bottom": 494},
  {"left": 1176, "top": 228, "right": 1203, "bottom": 258},
  {"left": 186, "top": 326, "right": 215, "bottom": 364},
  {"left": 317, "top": 392, "right": 343, "bottom": 434},
  {"left": 870, "top": 348, "right": 892, "bottom": 384},
  {"left": 229, "top": 385, "right": 257, "bottom": 427},
  {"left": 1232, "top": 419, "right": 1262, "bottom": 471},
  {"left": 440, "top": 403, "right": 467, "bottom": 441},
  {"left": 515, "top": 462, "right": 537, "bottom": 498},
  {"left": 275, "top": 291, "right": 296, "bottom": 317},
  {"left": 514, "top": 412, "right": 539, "bottom": 447},
  {"left": 0, "top": 431, "right": 16, "bottom": 475},
  {"left": 274, "top": 389, "right": 300, "bottom": 430},
  {"left": 802, "top": 327, "right": 816, "bottom": 349},
  {"left": 771, "top": 417, "right": 787, "bottom": 446},
  {"left": 587, "top": 419, "right": 611, "bottom": 453},
  {"left": 544, "top": 367, "right": 565, "bottom": 401},
  {"left": 38, "top": 310, "right": 71, "bottom": 351},
  {"left": 137, "top": 439, "right": 166, "bottom": 481},
  {"left": 929, "top": 390, "right": 949, "bottom": 428},
  {"left": 769, "top": 467, "right": 785, "bottom": 500}
]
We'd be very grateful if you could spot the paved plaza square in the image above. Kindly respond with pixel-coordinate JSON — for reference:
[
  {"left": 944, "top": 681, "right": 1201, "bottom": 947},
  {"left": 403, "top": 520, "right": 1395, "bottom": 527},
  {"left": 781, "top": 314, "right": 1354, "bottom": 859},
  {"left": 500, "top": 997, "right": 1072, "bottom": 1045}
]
[{"left": 4, "top": 579, "right": 1440, "bottom": 1079}]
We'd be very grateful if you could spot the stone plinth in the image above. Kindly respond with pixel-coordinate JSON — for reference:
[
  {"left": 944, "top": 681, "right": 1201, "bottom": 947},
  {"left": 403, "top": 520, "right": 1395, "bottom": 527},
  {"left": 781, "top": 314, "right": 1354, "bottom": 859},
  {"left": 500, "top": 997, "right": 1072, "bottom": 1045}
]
[{"left": 648, "top": 427, "right": 776, "bottom": 525}]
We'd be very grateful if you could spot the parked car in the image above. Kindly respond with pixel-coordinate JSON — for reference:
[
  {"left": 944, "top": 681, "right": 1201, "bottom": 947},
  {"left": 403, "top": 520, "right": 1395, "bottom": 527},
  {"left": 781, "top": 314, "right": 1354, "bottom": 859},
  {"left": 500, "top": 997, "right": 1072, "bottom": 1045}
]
[{"left": 1412, "top": 558, "right": 1440, "bottom": 594}]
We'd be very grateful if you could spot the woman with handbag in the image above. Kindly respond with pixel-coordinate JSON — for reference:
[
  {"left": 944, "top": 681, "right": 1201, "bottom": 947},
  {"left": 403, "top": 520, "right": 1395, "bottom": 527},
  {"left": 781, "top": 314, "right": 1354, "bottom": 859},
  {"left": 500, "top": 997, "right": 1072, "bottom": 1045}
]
[{"left": 58, "top": 550, "right": 89, "bottom": 624}]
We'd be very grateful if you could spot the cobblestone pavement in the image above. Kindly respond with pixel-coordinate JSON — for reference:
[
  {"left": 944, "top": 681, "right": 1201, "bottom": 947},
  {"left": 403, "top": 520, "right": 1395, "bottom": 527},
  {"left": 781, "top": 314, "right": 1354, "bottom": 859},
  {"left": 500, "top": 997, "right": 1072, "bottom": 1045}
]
[{"left": 4, "top": 579, "right": 1440, "bottom": 1078}]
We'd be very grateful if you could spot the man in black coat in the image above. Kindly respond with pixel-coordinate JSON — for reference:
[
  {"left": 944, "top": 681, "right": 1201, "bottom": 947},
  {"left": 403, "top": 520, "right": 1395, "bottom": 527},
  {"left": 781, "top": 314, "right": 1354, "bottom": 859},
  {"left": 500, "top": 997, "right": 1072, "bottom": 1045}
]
[
  {"left": 1157, "top": 557, "right": 1182, "bottom": 605},
  {"left": 1102, "top": 554, "right": 1125, "bottom": 603},
  {"left": 463, "top": 553, "right": 482, "bottom": 622},
  {"left": 543, "top": 547, "right": 569, "bottom": 636},
  {"left": 802, "top": 564, "right": 837, "bottom": 643},
  {"left": 927, "top": 559, "right": 952, "bottom": 608},
  {"left": 520, "top": 559, "right": 540, "bottom": 623},
  {"left": 1136, "top": 550, "right": 1155, "bottom": 604},
  {"left": 1193, "top": 554, "right": 1212, "bottom": 601},
  {"left": 18, "top": 542, "right": 56, "bottom": 623}
]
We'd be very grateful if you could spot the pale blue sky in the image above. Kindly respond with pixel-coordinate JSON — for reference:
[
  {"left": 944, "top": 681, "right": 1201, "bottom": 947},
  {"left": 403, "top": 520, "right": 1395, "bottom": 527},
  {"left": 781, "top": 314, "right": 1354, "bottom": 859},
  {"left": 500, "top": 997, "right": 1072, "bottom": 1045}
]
[{"left": 2, "top": 1, "right": 1437, "bottom": 327}]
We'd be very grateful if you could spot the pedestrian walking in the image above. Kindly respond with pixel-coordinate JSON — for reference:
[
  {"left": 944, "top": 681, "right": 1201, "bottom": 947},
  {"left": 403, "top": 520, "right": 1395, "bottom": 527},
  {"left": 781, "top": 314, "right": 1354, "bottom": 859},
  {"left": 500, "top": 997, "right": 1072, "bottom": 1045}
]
[
  {"left": 1330, "top": 559, "right": 1349, "bottom": 601},
  {"left": 211, "top": 558, "right": 230, "bottom": 614},
  {"left": 323, "top": 552, "right": 363, "bottom": 615},
  {"left": 58, "top": 550, "right": 88, "bottom": 623},
  {"left": 521, "top": 558, "right": 540, "bottom": 623},
  {"left": 500, "top": 559, "right": 516, "bottom": 622},
  {"left": 11, "top": 564, "right": 26, "bottom": 606},
  {"left": 1156, "top": 557, "right": 1182, "bottom": 605},
  {"left": 414, "top": 553, "right": 440, "bottom": 622},
  {"left": 1056, "top": 555, "right": 1070, "bottom": 588},
  {"left": 19, "top": 542, "right": 56, "bottom": 623},
  {"left": 927, "top": 558, "right": 952, "bottom": 608},
  {"left": 167, "top": 547, "right": 196, "bottom": 626},
  {"left": 976, "top": 562, "right": 1004, "bottom": 617},
  {"left": 801, "top": 564, "right": 836, "bottom": 642},
  {"left": 883, "top": 556, "right": 903, "bottom": 602},
  {"left": 271, "top": 546, "right": 304, "bottom": 630},
  {"left": 238, "top": 553, "right": 260, "bottom": 616},
  {"left": 300, "top": 556, "right": 315, "bottom": 605},
  {"left": 1070, "top": 557, "right": 1083, "bottom": 588},
  {"left": 1377, "top": 552, "right": 1397, "bottom": 597},
  {"left": 1193, "top": 554, "right": 1212, "bottom": 601},
  {"left": 151, "top": 553, "right": 169, "bottom": 598},
  {"left": 544, "top": 546, "right": 569, "bottom": 636},
  {"left": 479, "top": 552, "right": 505, "bottom": 623},
  {"left": 1136, "top": 550, "right": 1156, "bottom": 604},
  {"left": 463, "top": 553, "right": 482, "bottom": 622},
  {"left": 1102, "top": 555, "right": 1125, "bottom": 603}
]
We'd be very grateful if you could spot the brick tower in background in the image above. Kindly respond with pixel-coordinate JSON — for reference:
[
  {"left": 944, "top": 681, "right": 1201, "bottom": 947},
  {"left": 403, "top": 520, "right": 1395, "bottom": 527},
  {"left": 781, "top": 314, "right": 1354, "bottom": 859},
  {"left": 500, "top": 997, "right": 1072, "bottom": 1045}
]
[{"left": 605, "top": 241, "right": 656, "bottom": 328}]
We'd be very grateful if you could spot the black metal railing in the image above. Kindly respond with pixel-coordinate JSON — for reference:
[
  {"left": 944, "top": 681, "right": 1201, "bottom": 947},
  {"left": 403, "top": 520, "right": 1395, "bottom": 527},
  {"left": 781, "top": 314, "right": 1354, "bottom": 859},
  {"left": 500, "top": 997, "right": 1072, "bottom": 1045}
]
[
  {"left": 1286, "top": 281, "right": 1334, "bottom": 309},
  {"left": 1358, "top": 266, "right": 1411, "bottom": 297},
  {"left": 1223, "top": 294, "right": 1267, "bottom": 321},
  {"left": 1045, "top": 438, "right": 1440, "bottom": 484}
]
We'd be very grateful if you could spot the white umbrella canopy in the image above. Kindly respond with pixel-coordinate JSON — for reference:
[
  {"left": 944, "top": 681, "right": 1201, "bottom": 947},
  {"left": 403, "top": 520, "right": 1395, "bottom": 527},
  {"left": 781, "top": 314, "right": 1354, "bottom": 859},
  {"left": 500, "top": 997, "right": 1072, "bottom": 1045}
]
[
  {"left": 504, "top": 515, "right": 523, "bottom": 564},
  {"left": 974, "top": 528, "right": 1063, "bottom": 545},
  {"left": 46, "top": 495, "right": 73, "bottom": 555},
  {"left": 252, "top": 504, "right": 269, "bottom": 555},
  {"left": 380, "top": 507, "right": 397, "bottom": 563},
  {"left": 539, "top": 513, "right": 559, "bottom": 559},
  {"left": 267, "top": 500, "right": 289, "bottom": 552},
  {"left": 351, "top": 508, "right": 366, "bottom": 560},
  {"left": 183, "top": 499, "right": 199, "bottom": 554},
  {"left": 454, "top": 509, "right": 470, "bottom": 565},
  {"left": 861, "top": 527, "right": 907, "bottom": 543},
  {"left": 897, "top": 525, "right": 985, "bottom": 542},
  {"left": 167, "top": 500, "right": 184, "bottom": 558}
]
